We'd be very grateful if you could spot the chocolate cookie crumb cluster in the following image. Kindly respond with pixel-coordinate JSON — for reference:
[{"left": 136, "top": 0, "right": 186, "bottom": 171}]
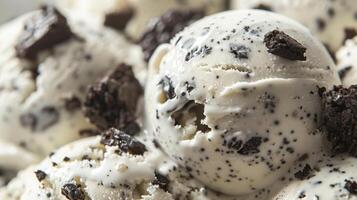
[
  {"left": 84, "top": 63, "right": 142, "bottom": 134},
  {"left": 264, "top": 30, "right": 307, "bottom": 61},
  {"left": 15, "top": 6, "right": 73, "bottom": 60},
  {"left": 139, "top": 9, "right": 204, "bottom": 62},
  {"left": 320, "top": 85, "right": 357, "bottom": 156}
]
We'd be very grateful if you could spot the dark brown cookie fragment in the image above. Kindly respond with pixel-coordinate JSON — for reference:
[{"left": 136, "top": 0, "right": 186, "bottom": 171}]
[
  {"left": 15, "top": 6, "right": 73, "bottom": 60},
  {"left": 84, "top": 63, "right": 142, "bottom": 134},
  {"left": 320, "top": 85, "right": 357, "bottom": 156},
  {"left": 253, "top": 4, "right": 273, "bottom": 11},
  {"left": 264, "top": 30, "right": 307, "bottom": 61},
  {"left": 152, "top": 171, "right": 170, "bottom": 192},
  {"left": 34, "top": 170, "right": 47, "bottom": 182},
  {"left": 100, "top": 128, "right": 147, "bottom": 155},
  {"left": 343, "top": 28, "right": 357, "bottom": 44},
  {"left": 63, "top": 96, "right": 81, "bottom": 112},
  {"left": 61, "top": 183, "right": 85, "bottom": 200},
  {"left": 238, "top": 137, "right": 262, "bottom": 155},
  {"left": 139, "top": 9, "right": 204, "bottom": 62},
  {"left": 104, "top": 8, "right": 135, "bottom": 31},
  {"left": 345, "top": 180, "right": 357, "bottom": 195},
  {"left": 294, "top": 164, "right": 314, "bottom": 180}
]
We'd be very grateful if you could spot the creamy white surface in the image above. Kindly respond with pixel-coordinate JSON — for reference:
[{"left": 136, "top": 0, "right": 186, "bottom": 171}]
[
  {"left": 146, "top": 10, "right": 340, "bottom": 195},
  {"left": 0, "top": 12, "right": 146, "bottom": 170},
  {"left": 273, "top": 156, "right": 357, "bottom": 200},
  {"left": 337, "top": 36, "right": 357, "bottom": 86},
  {"left": 232, "top": 0, "right": 357, "bottom": 51},
  {"left": 55, "top": 0, "right": 226, "bottom": 39}
]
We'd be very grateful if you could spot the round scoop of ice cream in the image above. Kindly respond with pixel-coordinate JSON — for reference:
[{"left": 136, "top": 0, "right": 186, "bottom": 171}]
[
  {"left": 232, "top": 0, "right": 357, "bottom": 52},
  {"left": 55, "top": 0, "right": 227, "bottom": 40},
  {"left": 337, "top": 36, "right": 357, "bottom": 86},
  {"left": 0, "top": 7, "right": 145, "bottom": 162},
  {"left": 273, "top": 156, "right": 357, "bottom": 200},
  {"left": 0, "top": 129, "right": 245, "bottom": 200},
  {"left": 145, "top": 10, "right": 340, "bottom": 195}
]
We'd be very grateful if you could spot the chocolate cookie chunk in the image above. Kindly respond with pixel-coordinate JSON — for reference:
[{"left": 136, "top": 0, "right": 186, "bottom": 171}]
[
  {"left": 139, "top": 9, "right": 204, "bottom": 62},
  {"left": 101, "top": 128, "right": 147, "bottom": 155},
  {"left": 84, "top": 63, "right": 142, "bottom": 134},
  {"left": 320, "top": 85, "right": 357, "bottom": 156},
  {"left": 61, "top": 183, "right": 85, "bottom": 200},
  {"left": 15, "top": 6, "right": 73, "bottom": 60},
  {"left": 104, "top": 8, "right": 135, "bottom": 31},
  {"left": 264, "top": 30, "right": 307, "bottom": 61}
]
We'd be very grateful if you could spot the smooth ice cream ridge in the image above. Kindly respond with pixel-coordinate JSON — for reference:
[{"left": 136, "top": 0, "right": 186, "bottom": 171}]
[{"left": 146, "top": 9, "right": 340, "bottom": 195}]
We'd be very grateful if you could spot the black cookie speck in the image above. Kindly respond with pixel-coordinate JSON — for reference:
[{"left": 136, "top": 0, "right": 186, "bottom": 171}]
[
  {"left": 294, "top": 164, "right": 314, "bottom": 180},
  {"left": 338, "top": 66, "right": 352, "bottom": 80},
  {"left": 15, "top": 5, "right": 73, "bottom": 60},
  {"left": 139, "top": 9, "right": 204, "bottom": 62},
  {"left": 101, "top": 128, "right": 147, "bottom": 155},
  {"left": 264, "top": 30, "right": 306, "bottom": 61},
  {"left": 84, "top": 63, "right": 142, "bottom": 134},
  {"left": 345, "top": 179, "right": 357, "bottom": 195},
  {"left": 152, "top": 171, "right": 170, "bottom": 192},
  {"left": 104, "top": 8, "right": 134, "bottom": 31},
  {"left": 253, "top": 4, "right": 273, "bottom": 11},
  {"left": 320, "top": 85, "right": 357, "bottom": 156},
  {"left": 64, "top": 96, "right": 81, "bottom": 112},
  {"left": 34, "top": 170, "right": 47, "bottom": 182},
  {"left": 61, "top": 183, "right": 85, "bottom": 200},
  {"left": 343, "top": 28, "right": 357, "bottom": 44},
  {"left": 158, "top": 76, "right": 176, "bottom": 100},
  {"left": 229, "top": 43, "right": 250, "bottom": 59},
  {"left": 238, "top": 137, "right": 262, "bottom": 155}
]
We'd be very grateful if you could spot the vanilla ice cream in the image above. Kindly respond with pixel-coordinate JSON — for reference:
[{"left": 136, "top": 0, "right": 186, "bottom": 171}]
[
  {"left": 232, "top": 0, "right": 357, "bottom": 52},
  {"left": 55, "top": 0, "right": 227, "bottom": 40},
  {"left": 0, "top": 7, "right": 145, "bottom": 171},
  {"left": 273, "top": 155, "right": 357, "bottom": 200},
  {"left": 337, "top": 36, "right": 357, "bottom": 86},
  {"left": 146, "top": 10, "right": 340, "bottom": 195},
  {"left": 0, "top": 129, "right": 248, "bottom": 200}
]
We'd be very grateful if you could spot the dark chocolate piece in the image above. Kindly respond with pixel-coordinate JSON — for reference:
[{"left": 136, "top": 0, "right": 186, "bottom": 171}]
[
  {"left": 61, "top": 183, "right": 85, "bottom": 200},
  {"left": 139, "top": 9, "right": 204, "bottom": 62},
  {"left": 320, "top": 85, "right": 357, "bottom": 156},
  {"left": 34, "top": 170, "right": 47, "bottom": 182},
  {"left": 100, "top": 128, "right": 147, "bottom": 155},
  {"left": 104, "top": 8, "right": 134, "bottom": 31},
  {"left": 15, "top": 6, "right": 73, "bottom": 60},
  {"left": 152, "top": 171, "right": 170, "bottom": 192},
  {"left": 264, "top": 30, "right": 306, "bottom": 61},
  {"left": 84, "top": 63, "right": 142, "bottom": 134},
  {"left": 345, "top": 180, "right": 357, "bottom": 195},
  {"left": 294, "top": 164, "right": 314, "bottom": 180}
]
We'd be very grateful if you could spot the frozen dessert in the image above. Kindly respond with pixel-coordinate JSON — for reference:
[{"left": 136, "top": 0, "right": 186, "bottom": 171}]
[
  {"left": 0, "top": 128, "right": 248, "bottom": 200},
  {"left": 232, "top": 0, "right": 357, "bottom": 52},
  {"left": 145, "top": 9, "right": 340, "bottom": 195},
  {"left": 273, "top": 155, "right": 357, "bottom": 200},
  {"left": 337, "top": 36, "right": 357, "bottom": 86},
  {"left": 0, "top": 5, "right": 145, "bottom": 173},
  {"left": 139, "top": 9, "right": 204, "bottom": 62},
  {"left": 55, "top": 0, "right": 228, "bottom": 40}
]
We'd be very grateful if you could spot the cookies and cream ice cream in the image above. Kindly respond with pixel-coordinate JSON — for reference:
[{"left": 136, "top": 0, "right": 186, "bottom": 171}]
[
  {"left": 146, "top": 9, "right": 340, "bottom": 195},
  {"left": 273, "top": 156, "right": 357, "bottom": 200},
  {"left": 232, "top": 0, "right": 357, "bottom": 52},
  {"left": 0, "top": 129, "right": 249, "bottom": 200},
  {"left": 0, "top": 6, "right": 145, "bottom": 173},
  {"left": 337, "top": 36, "right": 357, "bottom": 86}
]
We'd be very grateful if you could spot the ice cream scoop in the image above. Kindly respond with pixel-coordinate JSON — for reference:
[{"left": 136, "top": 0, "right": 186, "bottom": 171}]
[
  {"left": 55, "top": 0, "right": 227, "bottom": 40},
  {"left": 0, "top": 129, "right": 246, "bottom": 200},
  {"left": 145, "top": 9, "right": 340, "bottom": 195},
  {"left": 232, "top": 0, "right": 357, "bottom": 52},
  {"left": 337, "top": 36, "right": 357, "bottom": 86},
  {"left": 0, "top": 7, "right": 145, "bottom": 171},
  {"left": 273, "top": 155, "right": 357, "bottom": 200}
]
